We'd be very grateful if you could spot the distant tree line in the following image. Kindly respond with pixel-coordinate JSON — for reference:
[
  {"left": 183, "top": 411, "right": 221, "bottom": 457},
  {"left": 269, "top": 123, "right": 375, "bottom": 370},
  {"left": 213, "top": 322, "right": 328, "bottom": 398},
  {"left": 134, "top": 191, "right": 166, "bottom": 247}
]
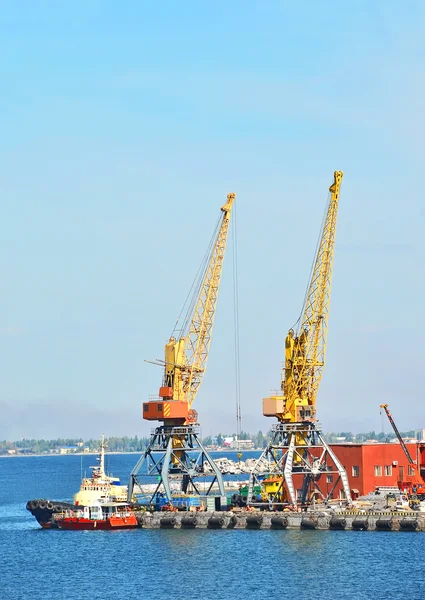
[
  {"left": 202, "top": 430, "right": 270, "bottom": 449},
  {"left": 0, "top": 436, "right": 151, "bottom": 455},
  {"left": 323, "top": 430, "right": 417, "bottom": 443},
  {"left": 0, "top": 429, "right": 421, "bottom": 455}
]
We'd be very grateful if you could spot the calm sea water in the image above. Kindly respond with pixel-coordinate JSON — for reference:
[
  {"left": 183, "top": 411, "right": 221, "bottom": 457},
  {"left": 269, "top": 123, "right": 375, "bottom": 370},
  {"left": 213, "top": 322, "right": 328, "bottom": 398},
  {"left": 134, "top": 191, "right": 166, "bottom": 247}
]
[{"left": 1, "top": 453, "right": 424, "bottom": 600}]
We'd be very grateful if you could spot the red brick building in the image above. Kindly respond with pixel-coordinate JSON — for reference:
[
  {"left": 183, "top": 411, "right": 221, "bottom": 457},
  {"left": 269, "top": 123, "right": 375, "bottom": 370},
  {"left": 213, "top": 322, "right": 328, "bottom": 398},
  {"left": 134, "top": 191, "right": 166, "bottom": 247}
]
[{"left": 329, "top": 442, "right": 425, "bottom": 498}]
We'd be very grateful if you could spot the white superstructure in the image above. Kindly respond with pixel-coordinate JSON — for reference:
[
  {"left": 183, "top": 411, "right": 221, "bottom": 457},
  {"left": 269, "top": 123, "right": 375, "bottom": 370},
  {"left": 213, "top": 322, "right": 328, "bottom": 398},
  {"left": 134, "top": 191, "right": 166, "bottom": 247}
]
[{"left": 73, "top": 434, "right": 130, "bottom": 506}]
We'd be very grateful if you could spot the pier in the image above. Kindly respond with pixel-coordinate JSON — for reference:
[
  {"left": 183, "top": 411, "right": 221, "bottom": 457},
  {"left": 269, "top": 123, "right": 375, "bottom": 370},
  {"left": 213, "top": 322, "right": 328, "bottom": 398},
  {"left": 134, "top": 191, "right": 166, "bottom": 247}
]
[{"left": 134, "top": 510, "right": 425, "bottom": 531}]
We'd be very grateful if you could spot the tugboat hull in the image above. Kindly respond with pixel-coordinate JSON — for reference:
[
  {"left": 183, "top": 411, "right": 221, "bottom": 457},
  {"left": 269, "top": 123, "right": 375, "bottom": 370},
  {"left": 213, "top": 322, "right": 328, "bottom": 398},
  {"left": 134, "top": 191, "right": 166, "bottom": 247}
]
[
  {"left": 57, "top": 515, "right": 138, "bottom": 530},
  {"left": 26, "top": 499, "right": 78, "bottom": 529}
]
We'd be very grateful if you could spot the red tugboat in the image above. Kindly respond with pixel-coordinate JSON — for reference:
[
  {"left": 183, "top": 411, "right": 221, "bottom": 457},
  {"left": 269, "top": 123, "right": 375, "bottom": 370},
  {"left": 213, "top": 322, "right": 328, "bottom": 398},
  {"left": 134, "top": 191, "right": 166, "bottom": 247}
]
[
  {"left": 56, "top": 502, "right": 138, "bottom": 530},
  {"left": 26, "top": 435, "right": 135, "bottom": 529}
]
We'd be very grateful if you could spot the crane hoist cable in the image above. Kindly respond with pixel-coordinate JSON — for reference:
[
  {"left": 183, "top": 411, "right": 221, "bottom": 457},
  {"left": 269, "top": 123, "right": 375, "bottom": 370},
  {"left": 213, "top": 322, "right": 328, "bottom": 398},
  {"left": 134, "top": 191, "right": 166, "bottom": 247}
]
[
  {"left": 291, "top": 196, "right": 330, "bottom": 333},
  {"left": 232, "top": 199, "right": 242, "bottom": 437},
  {"left": 173, "top": 214, "right": 222, "bottom": 338}
]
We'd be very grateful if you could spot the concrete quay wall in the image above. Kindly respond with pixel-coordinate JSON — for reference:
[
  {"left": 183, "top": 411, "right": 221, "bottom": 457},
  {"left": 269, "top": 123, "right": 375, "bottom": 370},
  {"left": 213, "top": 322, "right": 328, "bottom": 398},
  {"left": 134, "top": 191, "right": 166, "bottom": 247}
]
[{"left": 136, "top": 510, "right": 425, "bottom": 531}]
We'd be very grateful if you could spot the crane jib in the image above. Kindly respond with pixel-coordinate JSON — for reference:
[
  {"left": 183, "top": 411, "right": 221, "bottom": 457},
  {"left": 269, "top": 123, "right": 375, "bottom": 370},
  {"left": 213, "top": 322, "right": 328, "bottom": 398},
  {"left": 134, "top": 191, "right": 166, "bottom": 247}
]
[
  {"left": 143, "top": 193, "right": 235, "bottom": 425},
  {"left": 263, "top": 171, "right": 343, "bottom": 424}
]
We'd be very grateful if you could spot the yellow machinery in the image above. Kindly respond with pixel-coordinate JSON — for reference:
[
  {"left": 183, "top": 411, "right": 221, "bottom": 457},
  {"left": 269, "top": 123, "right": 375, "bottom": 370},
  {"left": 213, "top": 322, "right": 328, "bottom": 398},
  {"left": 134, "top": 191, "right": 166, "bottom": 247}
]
[
  {"left": 248, "top": 172, "right": 352, "bottom": 508},
  {"left": 143, "top": 193, "right": 234, "bottom": 426},
  {"left": 263, "top": 171, "right": 343, "bottom": 424},
  {"left": 128, "top": 194, "right": 235, "bottom": 507}
]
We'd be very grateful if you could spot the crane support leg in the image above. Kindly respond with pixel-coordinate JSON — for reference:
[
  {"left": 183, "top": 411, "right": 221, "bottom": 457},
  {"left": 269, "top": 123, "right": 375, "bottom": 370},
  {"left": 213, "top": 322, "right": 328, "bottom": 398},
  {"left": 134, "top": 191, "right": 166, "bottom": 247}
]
[
  {"left": 283, "top": 433, "right": 297, "bottom": 505},
  {"left": 196, "top": 435, "right": 225, "bottom": 496},
  {"left": 128, "top": 425, "right": 225, "bottom": 509},
  {"left": 248, "top": 422, "right": 352, "bottom": 509},
  {"left": 317, "top": 430, "right": 351, "bottom": 502},
  {"left": 161, "top": 436, "right": 173, "bottom": 502},
  {"left": 128, "top": 446, "right": 150, "bottom": 502}
]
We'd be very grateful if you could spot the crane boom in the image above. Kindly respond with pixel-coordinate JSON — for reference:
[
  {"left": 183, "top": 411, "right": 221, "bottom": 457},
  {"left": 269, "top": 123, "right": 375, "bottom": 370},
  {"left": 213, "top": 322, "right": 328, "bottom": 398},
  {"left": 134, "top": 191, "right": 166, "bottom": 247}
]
[
  {"left": 380, "top": 403, "right": 425, "bottom": 499},
  {"left": 183, "top": 193, "right": 234, "bottom": 409},
  {"left": 380, "top": 403, "right": 414, "bottom": 465},
  {"left": 263, "top": 171, "right": 343, "bottom": 423},
  {"left": 143, "top": 193, "right": 235, "bottom": 425}
]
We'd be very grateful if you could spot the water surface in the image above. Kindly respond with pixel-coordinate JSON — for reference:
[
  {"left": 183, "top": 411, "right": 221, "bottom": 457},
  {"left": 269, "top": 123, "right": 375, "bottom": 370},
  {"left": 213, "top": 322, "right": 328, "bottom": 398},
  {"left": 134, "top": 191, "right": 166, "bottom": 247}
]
[{"left": 1, "top": 454, "right": 422, "bottom": 600}]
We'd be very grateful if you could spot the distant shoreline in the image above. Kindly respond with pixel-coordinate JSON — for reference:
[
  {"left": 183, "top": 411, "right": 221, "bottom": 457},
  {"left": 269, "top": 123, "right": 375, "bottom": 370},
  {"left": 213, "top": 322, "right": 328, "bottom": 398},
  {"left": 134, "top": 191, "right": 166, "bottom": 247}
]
[
  {"left": 0, "top": 448, "right": 254, "bottom": 459},
  {"left": 0, "top": 451, "right": 140, "bottom": 458}
]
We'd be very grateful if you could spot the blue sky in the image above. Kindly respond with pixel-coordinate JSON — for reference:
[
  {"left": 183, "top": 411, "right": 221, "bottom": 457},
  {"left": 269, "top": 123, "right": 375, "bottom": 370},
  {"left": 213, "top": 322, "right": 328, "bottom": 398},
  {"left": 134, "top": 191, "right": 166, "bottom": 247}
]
[{"left": 0, "top": 1, "right": 424, "bottom": 439}]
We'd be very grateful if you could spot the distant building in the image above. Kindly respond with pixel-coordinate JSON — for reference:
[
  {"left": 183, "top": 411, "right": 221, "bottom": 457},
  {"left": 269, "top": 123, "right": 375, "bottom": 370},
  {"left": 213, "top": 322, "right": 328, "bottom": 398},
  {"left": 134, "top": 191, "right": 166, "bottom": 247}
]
[
  {"left": 235, "top": 439, "right": 255, "bottom": 450},
  {"left": 417, "top": 429, "right": 425, "bottom": 441},
  {"left": 59, "top": 446, "right": 80, "bottom": 454},
  {"left": 222, "top": 437, "right": 256, "bottom": 450}
]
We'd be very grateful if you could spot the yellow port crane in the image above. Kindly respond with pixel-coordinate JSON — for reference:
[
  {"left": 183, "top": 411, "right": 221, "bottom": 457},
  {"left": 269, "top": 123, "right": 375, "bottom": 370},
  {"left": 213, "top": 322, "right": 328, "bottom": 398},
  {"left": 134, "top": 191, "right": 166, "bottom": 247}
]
[
  {"left": 128, "top": 194, "right": 235, "bottom": 506},
  {"left": 143, "top": 193, "right": 235, "bottom": 426},
  {"left": 263, "top": 171, "right": 343, "bottom": 423},
  {"left": 249, "top": 172, "right": 351, "bottom": 507}
]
